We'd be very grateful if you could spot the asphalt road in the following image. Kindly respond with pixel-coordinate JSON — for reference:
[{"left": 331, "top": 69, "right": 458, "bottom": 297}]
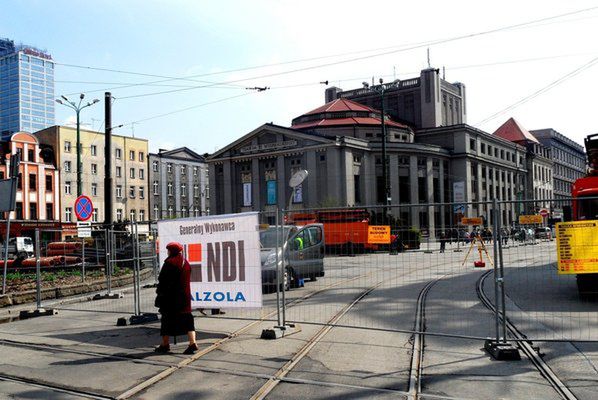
[{"left": 0, "top": 240, "right": 596, "bottom": 399}]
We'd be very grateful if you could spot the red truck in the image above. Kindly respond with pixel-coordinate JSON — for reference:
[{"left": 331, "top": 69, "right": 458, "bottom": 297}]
[{"left": 570, "top": 133, "right": 598, "bottom": 297}]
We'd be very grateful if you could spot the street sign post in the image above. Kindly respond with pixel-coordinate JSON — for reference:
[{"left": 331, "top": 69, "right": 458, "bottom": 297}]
[
  {"left": 77, "top": 222, "right": 92, "bottom": 238},
  {"left": 75, "top": 195, "right": 93, "bottom": 222}
]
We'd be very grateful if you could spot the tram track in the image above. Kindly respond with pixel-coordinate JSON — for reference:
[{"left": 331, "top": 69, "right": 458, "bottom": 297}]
[{"left": 477, "top": 270, "right": 578, "bottom": 400}]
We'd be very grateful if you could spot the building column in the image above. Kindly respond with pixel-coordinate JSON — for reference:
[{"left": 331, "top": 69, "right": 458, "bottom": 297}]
[
  {"left": 439, "top": 160, "right": 446, "bottom": 229},
  {"left": 409, "top": 155, "right": 419, "bottom": 229},
  {"left": 426, "top": 158, "right": 436, "bottom": 239},
  {"left": 305, "top": 151, "right": 317, "bottom": 208},
  {"left": 343, "top": 149, "right": 354, "bottom": 206},
  {"left": 223, "top": 160, "right": 233, "bottom": 214},
  {"left": 277, "top": 156, "right": 286, "bottom": 210},
  {"left": 363, "top": 153, "right": 375, "bottom": 206},
  {"left": 389, "top": 154, "right": 400, "bottom": 207},
  {"left": 251, "top": 158, "right": 261, "bottom": 210},
  {"left": 326, "top": 147, "right": 342, "bottom": 205}
]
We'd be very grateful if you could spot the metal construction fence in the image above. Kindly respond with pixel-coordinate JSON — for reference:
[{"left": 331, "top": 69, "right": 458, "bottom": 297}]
[{"left": 2, "top": 198, "right": 597, "bottom": 345}]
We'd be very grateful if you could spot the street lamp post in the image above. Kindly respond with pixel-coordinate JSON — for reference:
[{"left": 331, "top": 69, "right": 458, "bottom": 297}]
[
  {"left": 363, "top": 78, "right": 400, "bottom": 223},
  {"left": 56, "top": 94, "right": 99, "bottom": 197}
]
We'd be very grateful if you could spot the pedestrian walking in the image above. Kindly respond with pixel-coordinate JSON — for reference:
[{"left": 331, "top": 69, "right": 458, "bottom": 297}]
[
  {"left": 439, "top": 231, "right": 447, "bottom": 253},
  {"left": 154, "top": 242, "right": 198, "bottom": 355}
]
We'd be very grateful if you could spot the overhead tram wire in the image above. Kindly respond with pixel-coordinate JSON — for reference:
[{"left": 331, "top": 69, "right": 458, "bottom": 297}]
[
  {"left": 475, "top": 55, "right": 598, "bottom": 127},
  {"left": 117, "top": 91, "right": 255, "bottom": 127},
  {"left": 56, "top": 5, "right": 598, "bottom": 98}
]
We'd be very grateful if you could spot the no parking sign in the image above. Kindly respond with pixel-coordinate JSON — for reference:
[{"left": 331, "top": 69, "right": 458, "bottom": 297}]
[{"left": 75, "top": 195, "right": 93, "bottom": 221}]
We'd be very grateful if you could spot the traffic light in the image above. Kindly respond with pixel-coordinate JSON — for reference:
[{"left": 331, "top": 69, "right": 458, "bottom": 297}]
[{"left": 9, "top": 151, "right": 21, "bottom": 178}]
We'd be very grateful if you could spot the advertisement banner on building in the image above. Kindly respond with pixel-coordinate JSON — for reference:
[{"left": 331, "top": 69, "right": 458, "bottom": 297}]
[
  {"left": 157, "top": 212, "right": 262, "bottom": 308},
  {"left": 453, "top": 181, "right": 465, "bottom": 203},
  {"left": 242, "top": 183, "right": 252, "bottom": 206},
  {"left": 267, "top": 180, "right": 277, "bottom": 204},
  {"left": 556, "top": 220, "right": 598, "bottom": 274},
  {"left": 293, "top": 185, "right": 303, "bottom": 203}
]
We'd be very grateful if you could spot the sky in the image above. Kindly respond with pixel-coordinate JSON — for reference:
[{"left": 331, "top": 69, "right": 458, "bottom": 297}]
[{"left": 4, "top": 0, "right": 598, "bottom": 153}]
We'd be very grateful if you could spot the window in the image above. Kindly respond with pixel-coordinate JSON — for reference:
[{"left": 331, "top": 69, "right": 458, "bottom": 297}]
[
  {"left": 116, "top": 185, "right": 122, "bottom": 198},
  {"left": 139, "top": 152, "right": 144, "bottom": 162},
  {"left": 154, "top": 205, "right": 159, "bottom": 220},
  {"left": 91, "top": 163, "right": 97, "bottom": 174},
  {"left": 65, "top": 207, "right": 72, "bottom": 222},
  {"left": 167, "top": 182, "right": 173, "bottom": 196},
  {"left": 45, "top": 175, "right": 52, "bottom": 191},
  {"left": 182, "top": 206, "right": 187, "bottom": 218},
  {"left": 64, "top": 141, "right": 71, "bottom": 152},
  {"left": 167, "top": 163, "right": 172, "bottom": 173},
  {"left": 129, "top": 186, "right": 136, "bottom": 198},
  {"left": 470, "top": 138, "right": 476, "bottom": 151},
  {"left": 168, "top": 206, "right": 173, "bottom": 218},
  {"left": 116, "top": 166, "right": 121, "bottom": 177},
  {"left": 28, "top": 149, "right": 34, "bottom": 162},
  {"left": 30, "top": 203, "right": 37, "bottom": 220},
  {"left": 130, "top": 209, "right": 136, "bottom": 221},
  {"left": 116, "top": 209, "right": 123, "bottom": 221},
  {"left": 92, "top": 208, "right": 98, "bottom": 222},
  {"left": 139, "top": 210, "right": 145, "bottom": 221},
  {"left": 64, "top": 161, "right": 71, "bottom": 172},
  {"left": 181, "top": 165, "right": 186, "bottom": 175},
  {"left": 153, "top": 181, "right": 159, "bottom": 195},
  {"left": 29, "top": 174, "right": 37, "bottom": 190},
  {"left": 130, "top": 168, "right": 135, "bottom": 179},
  {"left": 115, "top": 148, "right": 122, "bottom": 159},
  {"left": 64, "top": 181, "right": 71, "bottom": 195},
  {"left": 193, "top": 166, "right": 198, "bottom": 176},
  {"left": 91, "top": 183, "right": 97, "bottom": 196},
  {"left": 139, "top": 169, "right": 144, "bottom": 180},
  {"left": 152, "top": 161, "right": 158, "bottom": 172},
  {"left": 139, "top": 186, "right": 145, "bottom": 199},
  {"left": 181, "top": 183, "right": 186, "bottom": 197},
  {"left": 194, "top": 185, "right": 199, "bottom": 197},
  {"left": 46, "top": 203, "right": 53, "bottom": 220},
  {"left": 90, "top": 145, "right": 97, "bottom": 156},
  {"left": 129, "top": 150, "right": 135, "bottom": 160}
]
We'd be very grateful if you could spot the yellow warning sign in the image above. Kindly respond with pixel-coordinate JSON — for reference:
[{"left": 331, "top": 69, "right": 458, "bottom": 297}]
[
  {"left": 557, "top": 220, "right": 598, "bottom": 274},
  {"left": 519, "top": 215, "right": 543, "bottom": 224},
  {"left": 368, "top": 225, "right": 391, "bottom": 244},
  {"left": 461, "top": 217, "right": 483, "bottom": 225}
]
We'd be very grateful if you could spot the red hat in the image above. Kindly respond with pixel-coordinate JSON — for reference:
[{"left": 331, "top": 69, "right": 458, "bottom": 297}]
[{"left": 166, "top": 242, "right": 183, "bottom": 253}]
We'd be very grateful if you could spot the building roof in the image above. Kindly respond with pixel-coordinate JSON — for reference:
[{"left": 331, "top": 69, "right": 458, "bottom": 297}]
[
  {"left": 492, "top": 118, "right": 539, "bottom": 144},
  {"left": 291, "top": 98, "right": 410, "bottom": 130},
  {"left": 301, "top": 98, "right": 379, "bottom": 116}
]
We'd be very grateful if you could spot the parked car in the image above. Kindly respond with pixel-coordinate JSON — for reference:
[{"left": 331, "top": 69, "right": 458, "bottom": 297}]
[
  {"left": 260, "top": 223, "right": 325, "bottom": 293},
  {"left": 534, "top": 226, "right": 552, "bottom": 239}
]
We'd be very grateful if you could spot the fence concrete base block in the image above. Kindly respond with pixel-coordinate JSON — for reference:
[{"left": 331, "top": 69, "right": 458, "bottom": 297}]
[
  {"left": 116, "top": 317, "right": 128, "bottom": 326},
  {"left": 423, "top": 250, "right": 433, "bottom": 254},
  {"left": 453, "top": 249, "right": 463, "bottom": 252},
  {"left": 143, "top": 283, "right": 158, "bottom": 289},
  {"left": 19, "top": 308, "right": 56, "bottom": 320},
  {"left": 484, "top": 340, "right": 521, "bottom": 361},
  {"left": 92, "top": 293, "right": 123, "bottom": 300},
  {"left": 261, "top": 324, "right": 300, "bottom": 340},
  {"left": 129, "top": 313, "right": 159, "bottom": 325}
]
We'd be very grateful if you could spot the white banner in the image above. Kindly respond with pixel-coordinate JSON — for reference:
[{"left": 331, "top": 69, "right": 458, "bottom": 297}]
[
  {"left": 453, "top": 181, "right": 465, "bottom": 203},
  {"left": 157, "top": 212, "right": 262, "bottom": 308},
  {"left": 243, "top": 182, "right": 252, "bottom": 206}
]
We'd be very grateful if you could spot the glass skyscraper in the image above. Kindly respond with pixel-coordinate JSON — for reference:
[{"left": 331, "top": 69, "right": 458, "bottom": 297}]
[{"left": 0, "top": 38, "right": 55, "bottom": 139}]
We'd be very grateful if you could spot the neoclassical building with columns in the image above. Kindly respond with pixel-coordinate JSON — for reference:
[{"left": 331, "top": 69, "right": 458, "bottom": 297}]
[{"left": 208, "top": 98, "right": 528, "bottom": 234}]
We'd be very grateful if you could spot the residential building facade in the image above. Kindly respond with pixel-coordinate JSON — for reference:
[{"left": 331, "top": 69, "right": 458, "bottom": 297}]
[
  {"left": 148, "top": 147, "right": 209, "bottom": 220},
  {"left": 0, "top": 131, "right": 60, "bottom": 238},
  {"left": 493, "top": 118, "right": 554, "bottom": 213},
  {"left": 34, "top": 126, "right": 149, "bottom": 224},
  {"left": 0, "top": 38, "right": 55, "bottom": 139},
  {"left": 530, "top": 128, "right": 586, "bottom": 216}
]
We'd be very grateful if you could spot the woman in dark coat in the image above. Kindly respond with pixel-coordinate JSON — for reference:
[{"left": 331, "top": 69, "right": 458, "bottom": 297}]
[{"left": 154, "top": 242, "right": 198, "bottom": 354}]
